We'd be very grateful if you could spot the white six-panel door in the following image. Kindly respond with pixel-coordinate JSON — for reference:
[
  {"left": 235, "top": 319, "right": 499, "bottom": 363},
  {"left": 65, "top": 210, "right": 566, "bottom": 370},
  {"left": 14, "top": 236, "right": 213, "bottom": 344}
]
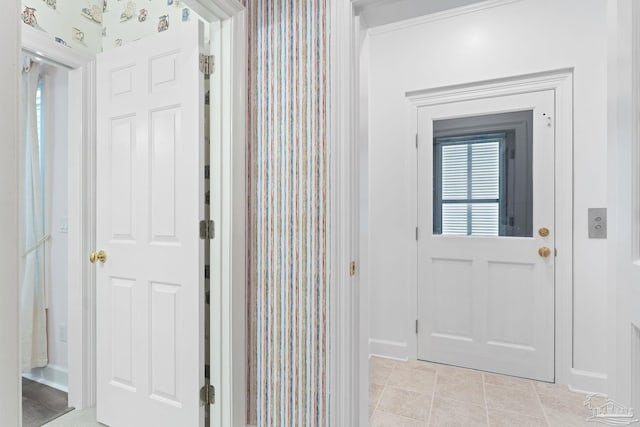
[
  {"left": 95, "top": 22, "right": 204, "bottom": 426},
  {"left": 417, "top": 90, "right": 555, "bottom": 382}
]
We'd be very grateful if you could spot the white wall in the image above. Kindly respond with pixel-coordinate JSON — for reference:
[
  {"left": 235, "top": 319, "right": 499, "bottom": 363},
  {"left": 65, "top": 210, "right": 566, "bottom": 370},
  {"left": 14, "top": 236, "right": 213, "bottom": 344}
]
[
  {"left": 366, "top": 0, "right": 610, "bottom": 392},
  {"left": 0, "top": 1, "right": 21, "bottom": 425}
]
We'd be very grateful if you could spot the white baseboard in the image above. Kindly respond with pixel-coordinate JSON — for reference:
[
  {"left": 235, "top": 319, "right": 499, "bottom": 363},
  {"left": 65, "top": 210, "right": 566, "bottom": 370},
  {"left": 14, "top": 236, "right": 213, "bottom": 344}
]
[
  {"left": 23, "top": 364, "right": 68, "bottom": 392},
  {"left": 369, "top": 338, "right": 408, "bottom": 361},
  {"left": 567, "top": 368, "right": 608, "bottom": 396}
]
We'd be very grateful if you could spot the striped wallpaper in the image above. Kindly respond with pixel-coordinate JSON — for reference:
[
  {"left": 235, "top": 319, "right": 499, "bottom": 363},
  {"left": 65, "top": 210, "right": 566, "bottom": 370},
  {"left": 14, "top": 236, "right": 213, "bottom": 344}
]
[{"left": 246, "top": 0, "right": 328, "bottom": 426}]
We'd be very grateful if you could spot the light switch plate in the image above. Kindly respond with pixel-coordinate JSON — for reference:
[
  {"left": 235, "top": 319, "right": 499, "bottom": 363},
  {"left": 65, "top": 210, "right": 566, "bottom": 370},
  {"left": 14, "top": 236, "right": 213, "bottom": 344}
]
[{"left": 588, "top": 208, "right": 607, "bottom": 239}]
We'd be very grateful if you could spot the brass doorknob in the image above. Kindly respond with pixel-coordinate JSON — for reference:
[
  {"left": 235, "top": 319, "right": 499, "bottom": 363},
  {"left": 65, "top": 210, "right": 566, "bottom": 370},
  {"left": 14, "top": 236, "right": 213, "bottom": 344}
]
[
  {"left": 538, "top": 247, "right": 551, "bottom": 258},
  {"left": 90, "top": 250, "right": 107, "bottom": 264},
  {"left": 538, "top": 227, "right": 550, "bottom": 237}
]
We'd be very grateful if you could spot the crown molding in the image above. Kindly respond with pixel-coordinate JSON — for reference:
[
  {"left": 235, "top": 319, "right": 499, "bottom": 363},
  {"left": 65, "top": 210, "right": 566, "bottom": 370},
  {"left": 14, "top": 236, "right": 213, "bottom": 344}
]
[
  {"left": 22, "top": 24, "right": 94, "bottom": 69},
  {"left": 184, "top": 0, "right": 244, "bottom": 21}
]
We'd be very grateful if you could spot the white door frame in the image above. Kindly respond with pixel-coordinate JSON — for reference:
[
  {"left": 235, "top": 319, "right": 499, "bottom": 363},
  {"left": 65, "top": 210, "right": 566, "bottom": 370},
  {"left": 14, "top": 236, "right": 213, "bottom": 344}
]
[
  {"left": 190, "top": 2, "right": 247, "bottom": 425},
  {"left": 21, "top": 24, "right": 97, "bottom": 411},
  {"left": 328, "top": 0, "right": 361, "bottom": 426},
  {"left": 405, "top": 69, "right": 574, "bottom": 385},
  {"left": 28, "top": 1, "right": 246, "bottom": 424}
]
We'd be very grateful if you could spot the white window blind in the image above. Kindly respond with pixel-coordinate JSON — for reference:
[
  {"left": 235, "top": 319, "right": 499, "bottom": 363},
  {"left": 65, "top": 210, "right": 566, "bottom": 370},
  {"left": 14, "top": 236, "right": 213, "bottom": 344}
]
[{"left": 437, "top": 137, "right": 501, "bottom": 236}]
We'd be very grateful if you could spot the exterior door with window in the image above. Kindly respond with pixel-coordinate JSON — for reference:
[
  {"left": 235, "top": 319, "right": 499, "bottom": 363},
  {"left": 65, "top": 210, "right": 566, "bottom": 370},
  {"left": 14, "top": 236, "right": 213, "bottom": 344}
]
[{"left": 417, "top": 90, "right": 555, "bottom": 382}]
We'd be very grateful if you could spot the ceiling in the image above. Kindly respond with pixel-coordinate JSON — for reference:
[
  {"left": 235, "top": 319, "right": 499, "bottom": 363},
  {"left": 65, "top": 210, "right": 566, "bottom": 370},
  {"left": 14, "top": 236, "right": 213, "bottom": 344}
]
[{"left": 352, "top": 0, "right": 490, "bottom": 28}]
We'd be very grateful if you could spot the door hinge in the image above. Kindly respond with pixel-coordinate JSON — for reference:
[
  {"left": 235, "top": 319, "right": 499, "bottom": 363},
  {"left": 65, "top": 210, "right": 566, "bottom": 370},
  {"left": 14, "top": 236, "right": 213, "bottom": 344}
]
[
  {"left": 415, "top": 227, "right": 419, "bottom": 241},
  {"left": 349, "top": 261, "right": 356, "bottom": 277},
  {"left": 415, "top": 133, "right": 418, "bottom": 149},
  {"left": 199, "top": 54, "right": 215, "bottom": 76},
  {"left": 415, "top": 319, "right": 419, "bottom": 334},
  {"left": 200, "top": 220, "right": 215, "bottom": 240},
  {"left": 200, "top": 382, "right": 215, "bottom": 406}
]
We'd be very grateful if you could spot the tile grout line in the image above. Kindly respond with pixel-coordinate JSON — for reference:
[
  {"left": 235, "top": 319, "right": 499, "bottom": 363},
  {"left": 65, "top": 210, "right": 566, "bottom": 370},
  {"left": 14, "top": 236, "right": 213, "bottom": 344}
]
[
  {"left": 532, "top": 382, "right": 551, "bottom": 427},
  {"left": 426, "top": 369, "right": 438, "bottom": 426},
  {"left": 371, "top": 360, "right": 396, "bottom": 420},
  {"left": 482, "top": 373, "right": 491, "bottom": 427},
  {"left": 483, "top": 380, "right": 552, "bottom": 421}
]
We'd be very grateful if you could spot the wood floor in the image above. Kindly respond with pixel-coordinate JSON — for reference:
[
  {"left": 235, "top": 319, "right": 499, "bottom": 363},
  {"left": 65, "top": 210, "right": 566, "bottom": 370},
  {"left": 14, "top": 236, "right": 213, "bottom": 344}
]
[{"left": 22, "top": 378, "right": 73, "bottom": 427}]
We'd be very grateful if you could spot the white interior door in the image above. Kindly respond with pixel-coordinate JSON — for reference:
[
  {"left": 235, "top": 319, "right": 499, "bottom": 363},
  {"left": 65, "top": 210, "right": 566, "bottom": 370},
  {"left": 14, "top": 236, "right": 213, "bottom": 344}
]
[
  {"left": 417, "top": 90, "right": 555, "bottom": 382},
  {"left": 95, "top": 22, "right": 205, "bottom": 426}
]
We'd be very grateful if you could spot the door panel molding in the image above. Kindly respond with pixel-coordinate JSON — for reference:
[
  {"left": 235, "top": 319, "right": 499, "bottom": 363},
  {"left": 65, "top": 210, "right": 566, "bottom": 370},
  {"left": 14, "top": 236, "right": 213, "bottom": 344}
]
[
  {"left": 96, "top": 22, "right": 204, "bottom": 426},
  {"left": 406, "top": 69, "right": 576, "bottom": 386}
]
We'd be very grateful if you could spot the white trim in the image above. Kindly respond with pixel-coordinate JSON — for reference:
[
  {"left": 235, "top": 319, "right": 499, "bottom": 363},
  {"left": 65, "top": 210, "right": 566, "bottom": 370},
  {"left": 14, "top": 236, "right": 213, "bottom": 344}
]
[
  {"left": 368, "top": 339, "right": 408, "bottom": 361},
  {"left": 633, "top": 0, "right": 640, "bottom": 263},
  {"left": 67, "top": 62, "right": 97, "bottom": 410},
  {"left": 406, "top": 68, "right": 575, "bottom": 106},
  {"left": 329, "top": 0, "right": 359, "bottom": 426},
  {"left": 185, "top": 0, "right": 243, "bottom": 22},
  {"left": 23, "top": 365, "right": 69, "bottom": 393},
  {"left": 406, "top": 69, "right": 575, "bottom": 386},
  {"left": 368, "top": 353, "right": 408, "bottom": 362},
  {"left": 205, "top": 5, "right": 247, "bottom": 426},
  {"left": 183, "top": 2, "right": 247, "bottom": 425},
  {"left": 227, "top": 9, "right": 247, "bottom": 426},
  {"left": 20, "top": 24, "right": 97, "bottom": 412},
  {"left": 568, "top": 369, "right": 608, "bottom": 395},
  {"left": 355, "top": 15, "right": 370, "bottom": 427},
  {"left": 22, "top": 25, "right": 94, "bottom": 69},
  {"left": 367, "top": 0, "right": 525, "bottom": 36}
]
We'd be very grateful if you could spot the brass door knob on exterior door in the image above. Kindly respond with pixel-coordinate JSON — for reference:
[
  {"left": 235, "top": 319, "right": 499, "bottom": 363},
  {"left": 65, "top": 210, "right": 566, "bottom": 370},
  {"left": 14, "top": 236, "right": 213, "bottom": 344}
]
[
  {"left": 90, "top": 250, "right": 107, "bottom": 264},
  {"left": 538, "top": 247, "right": 551, "bottom": 258}
]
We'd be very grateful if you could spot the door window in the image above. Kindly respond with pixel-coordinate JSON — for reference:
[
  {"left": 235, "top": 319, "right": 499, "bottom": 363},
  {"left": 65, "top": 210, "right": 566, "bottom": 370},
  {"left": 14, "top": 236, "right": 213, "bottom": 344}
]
[{"left": 433, "top": 111, "right": 533, "bottom": 237}]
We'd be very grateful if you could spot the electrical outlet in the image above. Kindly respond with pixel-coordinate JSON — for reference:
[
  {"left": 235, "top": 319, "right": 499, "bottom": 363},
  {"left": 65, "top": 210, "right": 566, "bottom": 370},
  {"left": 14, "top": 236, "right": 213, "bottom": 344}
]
[
  {"left": 58, "top": 217, "right": 68, "bottom": 234},
  {"left": 588, "top": 208, "right": 607, "bottom": 239}
]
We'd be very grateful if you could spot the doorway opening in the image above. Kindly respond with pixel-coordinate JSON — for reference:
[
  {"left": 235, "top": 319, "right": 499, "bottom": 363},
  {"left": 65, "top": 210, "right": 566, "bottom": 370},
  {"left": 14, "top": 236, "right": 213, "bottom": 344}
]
[
  {"left": 17, "top": 0, "right": 246, "bottom": 424},
  {"left": 19, "top": 53, "right": 75, "bottom": 427}
]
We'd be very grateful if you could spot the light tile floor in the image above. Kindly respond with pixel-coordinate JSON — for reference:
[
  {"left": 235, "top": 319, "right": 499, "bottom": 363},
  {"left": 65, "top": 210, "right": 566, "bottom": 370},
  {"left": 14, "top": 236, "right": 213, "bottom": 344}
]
[{"left": 369, "top": 357, "right": 607, "bottom": 427}]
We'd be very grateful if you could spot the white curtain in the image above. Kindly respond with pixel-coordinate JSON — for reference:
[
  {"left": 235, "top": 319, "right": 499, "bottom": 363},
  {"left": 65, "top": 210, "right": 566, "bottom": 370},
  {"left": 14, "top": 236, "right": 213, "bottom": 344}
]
[{"left": 21, "top": 60, "right": 49, "bottom": 372}]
